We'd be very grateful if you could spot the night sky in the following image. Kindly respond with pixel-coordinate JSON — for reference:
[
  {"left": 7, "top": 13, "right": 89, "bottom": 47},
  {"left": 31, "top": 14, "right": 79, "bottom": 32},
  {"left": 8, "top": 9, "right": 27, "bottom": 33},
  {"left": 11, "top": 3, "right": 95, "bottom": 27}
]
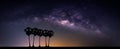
[{"left": 0, "top": 0, "right": 120, "bottom": 47}]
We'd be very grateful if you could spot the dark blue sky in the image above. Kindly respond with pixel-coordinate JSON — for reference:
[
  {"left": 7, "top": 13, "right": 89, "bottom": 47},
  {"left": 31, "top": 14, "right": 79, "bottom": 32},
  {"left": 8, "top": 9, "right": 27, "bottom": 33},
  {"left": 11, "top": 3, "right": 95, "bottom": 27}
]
[{"left": 0, "top": 0, "right": 120, "bottom": 47}]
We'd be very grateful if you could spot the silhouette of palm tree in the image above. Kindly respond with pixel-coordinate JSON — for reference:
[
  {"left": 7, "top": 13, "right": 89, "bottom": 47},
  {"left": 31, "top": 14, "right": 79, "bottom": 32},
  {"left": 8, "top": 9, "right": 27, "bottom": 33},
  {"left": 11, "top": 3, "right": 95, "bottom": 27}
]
[
  {"left": 43, "top": 29, "right": 49, "bottom": 47},
  {"left": 25, "top": 27, "right": 54, "bottom": 47},
  {"left": 24, "top": 27, "right": 32, "bottom": 47},
  {"left": 48, "top": 30, "right": 54, "bottom": 47},
  {"left": 37, "top": 29, "right": 43, "bottom": 47},
  {"left": 32, "top": 28, "right": 38, "bottom": 47}
]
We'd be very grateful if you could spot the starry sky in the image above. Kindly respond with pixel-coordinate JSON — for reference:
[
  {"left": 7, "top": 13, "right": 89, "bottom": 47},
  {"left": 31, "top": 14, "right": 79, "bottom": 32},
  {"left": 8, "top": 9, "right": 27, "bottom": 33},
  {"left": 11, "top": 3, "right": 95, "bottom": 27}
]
[{"left": 0, "top": 0, "right": 120, "bottom": 47}]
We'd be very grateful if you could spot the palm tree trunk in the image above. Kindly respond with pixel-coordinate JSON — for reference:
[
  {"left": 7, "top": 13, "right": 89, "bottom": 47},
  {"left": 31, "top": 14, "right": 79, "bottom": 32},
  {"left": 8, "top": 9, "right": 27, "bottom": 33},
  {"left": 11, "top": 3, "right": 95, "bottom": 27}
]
[
  {"left": 39, "top": 36, "right": 41, "bottom": 47},
  {"left": 32, "top": 35, "right": 35, "bottom": 47},
  {"left": 45, "top": 37, "right": 47, "bottom": 47},
  {"left": 48, "top": 37, "right": 50, "bottom": 47},
  {"left": 28, "top": 36, "right": 31, "bottom": 47}
]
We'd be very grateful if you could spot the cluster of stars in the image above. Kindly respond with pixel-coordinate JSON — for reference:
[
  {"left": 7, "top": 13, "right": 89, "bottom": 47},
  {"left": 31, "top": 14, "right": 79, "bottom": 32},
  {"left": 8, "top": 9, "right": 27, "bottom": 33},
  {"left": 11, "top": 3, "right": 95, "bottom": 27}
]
[{"left": 27, "top": 6, "right": 103, "bottom": 35}]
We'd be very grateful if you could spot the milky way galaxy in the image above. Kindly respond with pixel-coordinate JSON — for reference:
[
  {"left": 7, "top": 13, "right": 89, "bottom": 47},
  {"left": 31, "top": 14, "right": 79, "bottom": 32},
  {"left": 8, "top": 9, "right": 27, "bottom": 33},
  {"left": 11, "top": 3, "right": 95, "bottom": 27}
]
[
  {"left": 27, "top": 6, "right": 104, "bottom": 37},
  {"left": 0, "top": 0, "right": 120, "bottom": 47}
]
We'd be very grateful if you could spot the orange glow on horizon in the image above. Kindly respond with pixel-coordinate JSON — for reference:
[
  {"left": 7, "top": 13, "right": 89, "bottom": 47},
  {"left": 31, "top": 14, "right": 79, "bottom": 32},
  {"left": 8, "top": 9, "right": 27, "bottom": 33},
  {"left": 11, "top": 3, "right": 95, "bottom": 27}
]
[{"left": 17, "top": 35, "right": 87, "bottom": 47}]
